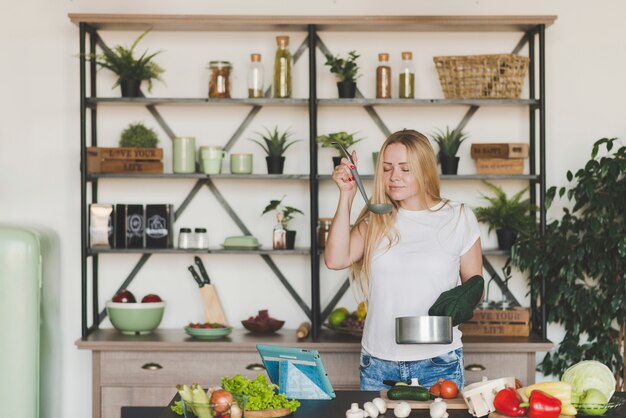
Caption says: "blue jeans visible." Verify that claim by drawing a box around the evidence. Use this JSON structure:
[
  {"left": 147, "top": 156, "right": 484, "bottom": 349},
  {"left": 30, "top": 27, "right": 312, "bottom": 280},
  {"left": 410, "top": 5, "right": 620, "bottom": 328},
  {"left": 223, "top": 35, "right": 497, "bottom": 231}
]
[{"left": 359, "top": 347, "right": 464, "bottom": 391}]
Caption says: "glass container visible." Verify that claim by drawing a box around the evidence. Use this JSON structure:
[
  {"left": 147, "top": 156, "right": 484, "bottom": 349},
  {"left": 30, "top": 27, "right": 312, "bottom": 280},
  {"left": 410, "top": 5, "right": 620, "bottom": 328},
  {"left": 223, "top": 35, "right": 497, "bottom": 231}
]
[
  {"left": 193, "top": 228, "right": 209, "bottom": 249},
  {"left": 208, "top": 61, "right": 232, "bottom": 98},
  {"left": 178, "top": 228, "right": 192, "bottom": 249},
  {"left": 399, "top": 51, "right": 415, "bottom": 99},
  {"left": 248, "top": 53, "right": 264, "bottom": 98},
  {"left": 376, "top": 53, "right": 392, "bottom": 99},
  {"left": 273, "top": 36, "right": 292, "bottom": 98}
]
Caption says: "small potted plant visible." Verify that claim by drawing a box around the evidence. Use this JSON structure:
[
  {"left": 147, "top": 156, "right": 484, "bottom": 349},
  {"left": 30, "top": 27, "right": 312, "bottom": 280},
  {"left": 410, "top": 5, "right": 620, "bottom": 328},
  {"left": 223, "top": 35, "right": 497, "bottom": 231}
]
[
  {"left": 263, "top": 196, "right": 303, "bottom": 250},
  {"left": 474, "top": 182, "right": 536, "bottom": 250},
  {"left": 119, "top": 122, "right": 159, "bottom": 148},
  {"left": 249, "top": 126, "right": 300, "bottom": 174},
  {"left": 316, "top": 131, "right": 364, "bottom": 167},
  {"left": 431, "top": 126, "right": 468, "bottom": 175},
  {"left": 83, "top": 30, "right": 165, "bottom": 97},
  {"left": 324, "top": 50, "right": 361, "bottom": 98}
]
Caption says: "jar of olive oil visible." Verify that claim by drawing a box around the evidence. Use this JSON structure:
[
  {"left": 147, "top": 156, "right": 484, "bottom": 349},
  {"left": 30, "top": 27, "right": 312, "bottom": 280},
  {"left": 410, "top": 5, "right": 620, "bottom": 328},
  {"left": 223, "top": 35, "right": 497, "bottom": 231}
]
[{"left": 398, "top": 51, "right": 415, "bottom": 99}]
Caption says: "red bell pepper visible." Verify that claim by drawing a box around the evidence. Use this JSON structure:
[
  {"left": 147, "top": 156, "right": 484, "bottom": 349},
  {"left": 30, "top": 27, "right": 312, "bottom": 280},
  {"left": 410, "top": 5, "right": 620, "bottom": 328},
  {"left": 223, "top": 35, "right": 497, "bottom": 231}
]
[
  {"left": 493, "top": 387, "right": 527, "bottom": 417},
  {"left": 525, "top": 390, "right": 562, "bottom": 418}
]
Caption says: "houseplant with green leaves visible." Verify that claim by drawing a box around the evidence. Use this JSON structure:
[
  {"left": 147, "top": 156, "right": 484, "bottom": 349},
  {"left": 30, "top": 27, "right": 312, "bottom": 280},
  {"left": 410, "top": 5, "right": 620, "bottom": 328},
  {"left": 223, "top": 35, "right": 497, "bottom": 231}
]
[
  {"left": 263, "top": 196, "right": 304, "bottom": 249},
  {"left": 316, "top": 131, "right": 364, "bottom": 167},
  {"left": 324, "top": 50, "right": 361, "bottom": 98},
  {"left": 474, "top": 182, "right": 536, "bottom": 250},
  {"left": 510, "top": 137, "right": 626, "bottom": 388},
  {"left": 431, "top": 126, "right": 469, "bottom": 175},
  {"left": 119, "top": 122, "right": 159, "bottom": 148},
  {"left": 249, "top": 126, "right": 300, "bottom": 174},
  {"left": 83, "top": 30, "right": 165, "bottom": 97}
]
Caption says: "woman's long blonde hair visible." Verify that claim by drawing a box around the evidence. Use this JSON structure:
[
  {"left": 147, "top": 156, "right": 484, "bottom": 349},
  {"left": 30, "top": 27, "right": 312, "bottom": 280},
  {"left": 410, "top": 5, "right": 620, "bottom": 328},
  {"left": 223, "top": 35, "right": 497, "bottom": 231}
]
[{"left": 349, "top": 129, "right": 443, "bottom": 300}]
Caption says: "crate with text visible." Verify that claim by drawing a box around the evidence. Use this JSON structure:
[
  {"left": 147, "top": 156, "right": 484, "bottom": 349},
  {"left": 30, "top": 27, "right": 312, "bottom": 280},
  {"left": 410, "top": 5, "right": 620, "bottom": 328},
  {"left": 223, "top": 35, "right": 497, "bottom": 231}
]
[
  {"left": 86, "top": 147, "right": 164, "bottom": 174},
  {"left": 460, "top": 307, "right": 530, "bottom": 336},
  {"left": 470, "top": 143, "right": 529, "bottom": 159}
]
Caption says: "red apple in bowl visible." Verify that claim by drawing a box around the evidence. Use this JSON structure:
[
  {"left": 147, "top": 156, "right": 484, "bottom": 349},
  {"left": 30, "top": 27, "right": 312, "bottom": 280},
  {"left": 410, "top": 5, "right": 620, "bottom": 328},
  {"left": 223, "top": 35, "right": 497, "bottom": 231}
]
[
  {"left": 112, "top": 289, "right": 136, "bottom": 303},
  {"left": 141, "top": 294, "right": 162, "bottom": 303}
]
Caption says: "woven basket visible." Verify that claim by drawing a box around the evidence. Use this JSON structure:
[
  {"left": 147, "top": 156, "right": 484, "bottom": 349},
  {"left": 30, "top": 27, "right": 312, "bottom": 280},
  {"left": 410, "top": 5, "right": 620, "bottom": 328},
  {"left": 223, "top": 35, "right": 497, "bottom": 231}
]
[{"left": 433, "top": 54, "right": 529, "bottom": 99}]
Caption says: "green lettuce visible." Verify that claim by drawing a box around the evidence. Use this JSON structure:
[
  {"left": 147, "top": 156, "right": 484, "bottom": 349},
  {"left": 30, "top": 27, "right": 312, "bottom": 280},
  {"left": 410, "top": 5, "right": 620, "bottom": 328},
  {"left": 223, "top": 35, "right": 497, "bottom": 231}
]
[
  {"left": 221, "top": 374, "right": 300, "bottom": 412},
  {"left": 561, "top": 360, "right": 616, "bottom": 402}
]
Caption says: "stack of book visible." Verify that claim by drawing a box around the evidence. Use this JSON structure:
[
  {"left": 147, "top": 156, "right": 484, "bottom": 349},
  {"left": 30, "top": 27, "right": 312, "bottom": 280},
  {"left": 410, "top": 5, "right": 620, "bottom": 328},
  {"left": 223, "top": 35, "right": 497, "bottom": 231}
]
[{"left": 470, "top": 143, "right": 528, "bottom": 174}]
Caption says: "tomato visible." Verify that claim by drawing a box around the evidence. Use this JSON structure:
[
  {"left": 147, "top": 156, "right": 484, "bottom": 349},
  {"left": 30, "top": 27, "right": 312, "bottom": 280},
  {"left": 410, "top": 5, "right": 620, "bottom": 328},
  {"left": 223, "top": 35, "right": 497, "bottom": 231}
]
[
  {"left": 439, "top": 379, "right": 459, "bottom": 399},
  {"left": 429, "top": 382, "right": 441, "bottom": 397}
]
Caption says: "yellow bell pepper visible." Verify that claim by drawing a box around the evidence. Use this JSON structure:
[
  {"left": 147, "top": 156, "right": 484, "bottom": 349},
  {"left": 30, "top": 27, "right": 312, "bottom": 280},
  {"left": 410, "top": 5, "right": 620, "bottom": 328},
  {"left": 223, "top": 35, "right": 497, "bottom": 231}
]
[
  {"left": 523, "top": 381, "right": 577, "bottom": 416},
  {"left": 356, "top": 302, "right": 367, "bottom": 320}
]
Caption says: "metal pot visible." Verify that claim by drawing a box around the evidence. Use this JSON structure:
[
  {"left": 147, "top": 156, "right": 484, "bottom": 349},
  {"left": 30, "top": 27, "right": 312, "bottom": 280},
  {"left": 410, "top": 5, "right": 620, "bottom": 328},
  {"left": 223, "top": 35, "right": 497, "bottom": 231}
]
[{"left": 395, "top": 316, "right": 453, "bottom": 344}]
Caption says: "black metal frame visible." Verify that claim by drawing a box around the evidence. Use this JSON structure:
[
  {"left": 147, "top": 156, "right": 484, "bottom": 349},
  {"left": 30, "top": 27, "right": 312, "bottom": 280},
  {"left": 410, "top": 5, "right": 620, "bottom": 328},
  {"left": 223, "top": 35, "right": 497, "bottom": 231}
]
[{"left": 78, "top": 21, "right": 548, "bottom": 340}]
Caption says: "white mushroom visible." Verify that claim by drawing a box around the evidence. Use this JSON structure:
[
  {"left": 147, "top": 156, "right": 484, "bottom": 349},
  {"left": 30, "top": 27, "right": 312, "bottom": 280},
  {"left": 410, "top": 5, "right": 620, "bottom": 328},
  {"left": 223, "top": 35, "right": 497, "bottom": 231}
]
[
  {"left": 372, "top": 397, "right": 387, "bottom": 414},
  {"left": 346, "top": 402, "right": 367, "bottom": 418},
  {"left": 363, "top": 401, "right": 379, "bottom": 418},
  {"left": 393, "top": 401, "right": 411, "bottom": 418},
  {"left": 429, "top": 397, "right": 449, "bottom": 418}
]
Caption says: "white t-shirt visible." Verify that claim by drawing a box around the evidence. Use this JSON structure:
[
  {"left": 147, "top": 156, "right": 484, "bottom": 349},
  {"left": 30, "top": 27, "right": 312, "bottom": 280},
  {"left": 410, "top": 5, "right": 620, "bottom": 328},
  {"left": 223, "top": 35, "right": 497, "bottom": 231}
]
[{"left": 361, "top": 200, "right": 481, "bottom": 361}]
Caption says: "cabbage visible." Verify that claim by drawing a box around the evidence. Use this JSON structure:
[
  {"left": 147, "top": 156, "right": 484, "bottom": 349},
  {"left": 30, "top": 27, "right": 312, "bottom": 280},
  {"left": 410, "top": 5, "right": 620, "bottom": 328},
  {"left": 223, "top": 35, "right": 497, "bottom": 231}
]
[{"left": 561, "top": 360, "right": 616, "bottom": 401}]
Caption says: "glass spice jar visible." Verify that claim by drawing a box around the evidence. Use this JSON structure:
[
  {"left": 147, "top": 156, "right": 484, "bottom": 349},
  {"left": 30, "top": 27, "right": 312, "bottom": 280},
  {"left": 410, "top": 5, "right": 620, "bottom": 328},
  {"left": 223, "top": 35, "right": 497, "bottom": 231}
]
[
  {"left": 273, "top": 36, "right": 292, "bottom": 98},
  {"left": 317, "top": 218, "right": 333, "bottom": 247},
  {"left": 399, "top": 51, "right": 415, "bottom": 99},
  {"left": 248, "top": 53, "right": 265, "bottom": 98},
  {"left": 376, "top": 53, "right": 392, "bottom": 99},
  {"left": 208, "top": 61, "right": 232, "bottom": 98}
]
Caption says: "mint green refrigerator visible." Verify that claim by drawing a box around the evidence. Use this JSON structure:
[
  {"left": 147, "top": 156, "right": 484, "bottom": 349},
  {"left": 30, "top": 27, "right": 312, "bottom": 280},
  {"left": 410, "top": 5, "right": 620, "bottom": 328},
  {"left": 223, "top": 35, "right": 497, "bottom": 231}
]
[{"left": 0, "top": 225, "right": 42, "bottom": 418}]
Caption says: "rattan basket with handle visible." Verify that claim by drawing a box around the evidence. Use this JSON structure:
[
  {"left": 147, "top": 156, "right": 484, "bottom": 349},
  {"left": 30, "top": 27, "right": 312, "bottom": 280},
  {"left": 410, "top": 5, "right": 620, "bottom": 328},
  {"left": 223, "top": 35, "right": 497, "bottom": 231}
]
[{"left": 433, "top": 54, "right": 529, "bottom": 99}]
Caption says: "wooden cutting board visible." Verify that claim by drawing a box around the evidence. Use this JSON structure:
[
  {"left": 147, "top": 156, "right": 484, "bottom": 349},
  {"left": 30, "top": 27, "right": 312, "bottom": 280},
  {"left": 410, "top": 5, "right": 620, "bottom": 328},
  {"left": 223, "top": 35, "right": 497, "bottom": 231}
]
[
  {"left": 199, "top": 284, "right": 227, "bottom": 325},
  {"left": 489, "top": 413, "right": 569, "bottom": 418},
  {"left": 379, "top": 390, "right": 468, "bottom": 409},
  {"left": 245, "top": 408, "right": 292, "bottom": 418}
]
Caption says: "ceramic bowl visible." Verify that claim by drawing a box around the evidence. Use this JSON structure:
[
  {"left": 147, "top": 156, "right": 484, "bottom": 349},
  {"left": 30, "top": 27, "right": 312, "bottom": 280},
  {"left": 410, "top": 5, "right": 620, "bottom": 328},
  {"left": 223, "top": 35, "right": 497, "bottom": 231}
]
[
  {"left": 241, "top": 318, "right": 285, "bottom": 334},
  {"left": 184, "top": 325, "right": 233, "bottom": 340},
  {"left": 106, "top": 301, "right": 165, "bottom": 335}
]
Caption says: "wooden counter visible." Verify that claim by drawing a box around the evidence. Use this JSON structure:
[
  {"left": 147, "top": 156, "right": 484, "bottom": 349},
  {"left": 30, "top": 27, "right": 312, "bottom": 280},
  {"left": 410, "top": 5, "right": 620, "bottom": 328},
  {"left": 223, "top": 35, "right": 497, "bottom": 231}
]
[{"left": 77, "top": 329, "right": 551, "bottom": 418}]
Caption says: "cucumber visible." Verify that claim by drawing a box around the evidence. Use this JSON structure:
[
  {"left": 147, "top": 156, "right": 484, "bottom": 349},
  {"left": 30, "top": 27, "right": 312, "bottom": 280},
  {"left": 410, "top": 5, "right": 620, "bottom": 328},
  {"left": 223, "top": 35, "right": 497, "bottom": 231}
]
[{"left": 387, "top": 385, "right": 432, "bottom": 401}]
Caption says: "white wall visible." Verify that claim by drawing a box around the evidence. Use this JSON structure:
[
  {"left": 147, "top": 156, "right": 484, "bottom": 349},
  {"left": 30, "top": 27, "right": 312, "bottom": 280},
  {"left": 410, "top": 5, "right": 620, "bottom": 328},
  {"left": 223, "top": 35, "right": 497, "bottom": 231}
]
[{"left": 1, "top": 1, "right": 625, "bottom": 418}]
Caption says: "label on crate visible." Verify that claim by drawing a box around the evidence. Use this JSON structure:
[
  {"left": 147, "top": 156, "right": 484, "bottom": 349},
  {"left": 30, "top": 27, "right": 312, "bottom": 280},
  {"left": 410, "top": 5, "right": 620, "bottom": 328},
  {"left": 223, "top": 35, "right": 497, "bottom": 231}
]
[
  {"left": 459, "top": 323, "right": 530, "bottom": 336},
  {"left": 469, "top": 308, "right": 530, "bottom": 323},
  {"left": 475, "top": 158, "right": 524, "bottom": 175},
  {"left": 471, "top": 143, "right": 529, "bottom": 159},
  {"left": 87, "top": 147, "right": 163, "bottom": 160}
]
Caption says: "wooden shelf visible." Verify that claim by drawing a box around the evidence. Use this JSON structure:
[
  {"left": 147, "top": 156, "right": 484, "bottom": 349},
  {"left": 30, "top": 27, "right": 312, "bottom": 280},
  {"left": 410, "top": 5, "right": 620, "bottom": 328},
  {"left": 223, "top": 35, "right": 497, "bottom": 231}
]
[{"left": 69, "top": 14, "right": 557, "bottom": 32}]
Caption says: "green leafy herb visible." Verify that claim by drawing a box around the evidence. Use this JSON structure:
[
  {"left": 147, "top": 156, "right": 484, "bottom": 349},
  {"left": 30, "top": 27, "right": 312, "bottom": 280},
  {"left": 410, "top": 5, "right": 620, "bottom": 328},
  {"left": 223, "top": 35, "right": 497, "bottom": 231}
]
[
  {"left": 170, "top": 400, "right": 184, "bottom": 415},
  {"left": 221, "top": 374, "right": 300, "bottom": 412}
]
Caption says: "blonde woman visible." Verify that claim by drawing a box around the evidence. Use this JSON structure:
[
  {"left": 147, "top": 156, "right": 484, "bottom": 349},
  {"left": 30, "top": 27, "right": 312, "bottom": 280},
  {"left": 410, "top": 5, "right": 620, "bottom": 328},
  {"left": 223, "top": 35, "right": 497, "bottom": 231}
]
[{"left": 324, "top": 129, "right": 483, "bottom": 390}]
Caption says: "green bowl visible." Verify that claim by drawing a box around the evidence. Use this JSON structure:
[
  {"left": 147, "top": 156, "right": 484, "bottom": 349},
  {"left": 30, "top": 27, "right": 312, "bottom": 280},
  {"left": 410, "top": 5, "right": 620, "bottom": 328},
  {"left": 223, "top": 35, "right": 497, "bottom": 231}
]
[{"left": 106, "top": 301, "right": 165, "bottom": 335}]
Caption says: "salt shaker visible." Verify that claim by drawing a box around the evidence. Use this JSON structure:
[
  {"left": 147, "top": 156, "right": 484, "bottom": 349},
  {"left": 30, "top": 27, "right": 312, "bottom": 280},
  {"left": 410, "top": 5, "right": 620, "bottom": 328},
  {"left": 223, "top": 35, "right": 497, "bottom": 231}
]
[
  {"left": 178, "top": 228, "right": 192, "bottom": 249},
  {"left": 193, "top": 228, "right": 209, "bottom": 249}
]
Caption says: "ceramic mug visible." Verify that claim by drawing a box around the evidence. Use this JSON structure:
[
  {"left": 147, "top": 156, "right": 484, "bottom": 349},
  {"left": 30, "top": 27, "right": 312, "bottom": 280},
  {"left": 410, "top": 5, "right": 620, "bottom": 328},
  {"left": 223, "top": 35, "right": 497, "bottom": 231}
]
[
  {"left": 202, "top": 158, "right": 223, "bottom": 174},
  {"left": 200, "top": 146, "right": 227, "bottom": 160},
  {"left": 173, "top": 136, "right": 196, "bottom": 173},
  {"left": 230, "top": 153, "right": 253, "bottom": 174}
]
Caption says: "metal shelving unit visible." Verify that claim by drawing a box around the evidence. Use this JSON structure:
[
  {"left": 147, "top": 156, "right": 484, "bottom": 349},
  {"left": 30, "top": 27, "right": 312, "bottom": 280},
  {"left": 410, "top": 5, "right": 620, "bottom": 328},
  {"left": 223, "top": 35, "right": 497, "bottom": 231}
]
[{"left": 72, "top": 14, "right": 555, "bottom": 340}]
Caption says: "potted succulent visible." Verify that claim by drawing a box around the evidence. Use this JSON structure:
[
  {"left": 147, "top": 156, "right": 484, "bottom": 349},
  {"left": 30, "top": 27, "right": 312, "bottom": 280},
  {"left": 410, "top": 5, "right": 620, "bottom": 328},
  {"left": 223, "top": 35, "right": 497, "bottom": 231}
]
[
  {"left": 249, "top": 126, "right": 300, "bottom": 174},
  {"left": 431, "top": 126, "right": 469, "bottom": 175},
  {"left": 324, "top": 50, "right": 361, "bottom": 98},
  {"left": 119, "top": 122, "right": 159, "bottom": 148},
  {"left": 263, "top": 196, "right": 303, "bottom": 250},
  {"left": 474, "top": 182, "right": 536, "bottom": 250},
  {"left": 83, "top": 30, "right": 165, "bottom": 97},
  {"left": 316, "top": 131, "right": 364, "bottom": 167}
]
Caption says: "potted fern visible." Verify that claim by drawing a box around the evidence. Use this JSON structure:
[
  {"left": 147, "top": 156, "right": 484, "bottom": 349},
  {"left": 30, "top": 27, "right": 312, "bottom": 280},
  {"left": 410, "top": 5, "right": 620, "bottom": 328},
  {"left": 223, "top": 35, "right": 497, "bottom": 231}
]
[
  {"left": 263, "top": 196, "right": 304, "bottom": 249},
  {"left": 316, "top": 131, "right": 364, "bottom": 167},
  {"left": 324, "top": 50, "right": 361, "bottom": 98},
  {"left": 249, "top": 126, "right": 300, "bottom": 174},
  {"left": 83, "top": 30, "right": 165, "bottom": 97},
  {"left": 431, "top": 126, "right": 469, "bottom": 175},
  {"left": 474, "top": 182, "right": 536, "bottom": 250}
]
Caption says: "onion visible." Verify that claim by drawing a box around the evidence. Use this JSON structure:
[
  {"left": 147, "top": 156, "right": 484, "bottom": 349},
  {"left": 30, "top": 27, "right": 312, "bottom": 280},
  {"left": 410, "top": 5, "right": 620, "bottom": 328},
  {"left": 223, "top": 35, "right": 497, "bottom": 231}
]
[{"left": 209, "top": 389, "right": 234, "bottom": 414}]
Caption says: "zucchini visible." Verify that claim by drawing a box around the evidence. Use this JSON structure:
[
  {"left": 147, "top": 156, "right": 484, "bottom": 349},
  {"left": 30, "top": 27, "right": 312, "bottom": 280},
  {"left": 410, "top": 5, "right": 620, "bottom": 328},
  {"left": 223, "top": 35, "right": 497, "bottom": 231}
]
[{"left": 387, "top": 385, "right": 432, "bottom": 401}]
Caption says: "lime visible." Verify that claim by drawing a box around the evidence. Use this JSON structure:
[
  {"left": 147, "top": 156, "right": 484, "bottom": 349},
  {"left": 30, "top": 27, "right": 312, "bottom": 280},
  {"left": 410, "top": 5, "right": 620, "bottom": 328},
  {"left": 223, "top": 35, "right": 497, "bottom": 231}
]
[{"left": 329, "top": 309, "right": 347, "bottom": 326}]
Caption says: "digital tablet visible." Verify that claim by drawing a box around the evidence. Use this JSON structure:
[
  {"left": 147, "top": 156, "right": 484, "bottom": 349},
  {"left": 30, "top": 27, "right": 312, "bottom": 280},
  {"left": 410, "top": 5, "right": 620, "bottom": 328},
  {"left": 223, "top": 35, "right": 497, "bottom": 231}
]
[{"left": 256, "top": 344, "right": 336, "bottom": 400}]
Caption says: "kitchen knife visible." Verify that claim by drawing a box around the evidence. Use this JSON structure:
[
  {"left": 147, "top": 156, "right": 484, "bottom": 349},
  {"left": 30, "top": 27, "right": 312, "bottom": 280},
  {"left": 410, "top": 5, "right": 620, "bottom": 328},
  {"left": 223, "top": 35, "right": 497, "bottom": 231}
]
[
  {"left": 187, "top": 266, "right": 205, "bottom": 287},
  {"left": 194, "top": 256, "right": 211, "bottom": 284},
  {"left": 191, "top": 259, "right": 227, "bottom": 326}
]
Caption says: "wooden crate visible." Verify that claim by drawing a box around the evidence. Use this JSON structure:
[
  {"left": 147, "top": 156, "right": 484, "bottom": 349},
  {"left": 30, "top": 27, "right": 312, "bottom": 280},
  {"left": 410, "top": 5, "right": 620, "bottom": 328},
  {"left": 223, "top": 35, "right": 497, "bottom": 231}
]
[
  {"left": 460, "top": 307, "right": 531, "bottom": 337},
  {"left": 87, "top": 147, "right": 164, "bottom": 174},
  {"left": 471, "top": 143, "right": 529, "bottom": 159},
  {"left": 475, "top": 158, "right": 524, "bottom": 174}
]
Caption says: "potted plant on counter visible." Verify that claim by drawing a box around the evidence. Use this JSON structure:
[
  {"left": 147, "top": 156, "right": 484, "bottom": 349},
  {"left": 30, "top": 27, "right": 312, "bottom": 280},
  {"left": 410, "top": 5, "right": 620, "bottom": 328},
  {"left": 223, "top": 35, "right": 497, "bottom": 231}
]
[
  {"left": 316, "top": 131, "right": 364, "bottom": 167},
  {"left": 249, "top": 126, "right": 300, "bottom": 174},
  {"left": 431, "top": 126, "right": 468, "bottom": 175},
  {"left": 119, "top": 122, "right": 159, "bottom": 148},
  {"left": 324, "top": 50, "right": 361, "bottom": 98},
  {"left": 263, "top": 196, "right": 303, "bottom": 250},
  {"left": 474, "top": 182, "right": 536, "bottom": 250},
  {"left": 83, "top": 30, "right": 165, "bottom": 97}
]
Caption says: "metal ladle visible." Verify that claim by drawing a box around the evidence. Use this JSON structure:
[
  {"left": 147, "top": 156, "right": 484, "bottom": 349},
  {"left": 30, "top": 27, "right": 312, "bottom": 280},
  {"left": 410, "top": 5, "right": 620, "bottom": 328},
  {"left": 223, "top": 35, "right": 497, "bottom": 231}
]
[{"left": 332, "top": 142, "right": 393, "bottom": 215}]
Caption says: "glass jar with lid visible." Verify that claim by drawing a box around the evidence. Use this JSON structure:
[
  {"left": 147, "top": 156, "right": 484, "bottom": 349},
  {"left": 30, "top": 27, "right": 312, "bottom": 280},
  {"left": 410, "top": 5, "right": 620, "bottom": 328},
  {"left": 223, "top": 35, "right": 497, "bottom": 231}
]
[
  {"left": 248, "top": 53, "right": 265, "bottom": 98},
  {"left": 208, "top": 61, "right": 232, "bottom": 98},
  {"left": 376, "top": 53, "right": 392, "bottom": 99},
  {"left": 398, "top": 51, "right": 415, "bottom": 99}
]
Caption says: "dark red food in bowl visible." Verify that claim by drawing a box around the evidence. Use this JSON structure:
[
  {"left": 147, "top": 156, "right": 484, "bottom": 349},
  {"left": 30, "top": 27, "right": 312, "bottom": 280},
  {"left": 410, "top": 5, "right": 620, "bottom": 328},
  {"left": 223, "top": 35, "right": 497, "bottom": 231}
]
[{"left": 241, "top": 318, "right": 285, "bottom": 334}]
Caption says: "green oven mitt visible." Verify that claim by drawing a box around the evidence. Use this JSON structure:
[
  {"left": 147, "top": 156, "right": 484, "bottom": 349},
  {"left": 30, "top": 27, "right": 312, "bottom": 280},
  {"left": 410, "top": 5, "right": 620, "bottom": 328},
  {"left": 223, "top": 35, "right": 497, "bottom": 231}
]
[{"left": 428, "top": 275, "right": 484, "bottom": 326}]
